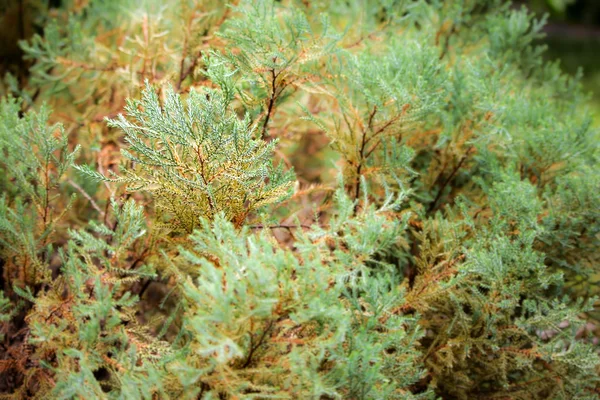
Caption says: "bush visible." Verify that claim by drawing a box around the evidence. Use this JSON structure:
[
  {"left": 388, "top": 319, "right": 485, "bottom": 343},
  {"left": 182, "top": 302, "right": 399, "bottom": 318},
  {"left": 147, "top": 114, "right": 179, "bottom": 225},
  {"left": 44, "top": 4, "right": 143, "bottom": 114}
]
[{"left": 1, "top": 1, "right": 599, "bottom": 399}]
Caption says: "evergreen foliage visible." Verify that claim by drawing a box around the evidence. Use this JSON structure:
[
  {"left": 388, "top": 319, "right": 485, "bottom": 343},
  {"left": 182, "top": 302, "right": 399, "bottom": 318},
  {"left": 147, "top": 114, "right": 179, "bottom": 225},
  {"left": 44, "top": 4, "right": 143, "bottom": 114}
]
[
  {"left": 0, "top": 96, "right": 78, "bottom": 291},
  {"left": 77, "top": 74, "right": 294, "bottom": 232},
  {"left": 1, "top": 0, "right": 599, "bottom": 399}
]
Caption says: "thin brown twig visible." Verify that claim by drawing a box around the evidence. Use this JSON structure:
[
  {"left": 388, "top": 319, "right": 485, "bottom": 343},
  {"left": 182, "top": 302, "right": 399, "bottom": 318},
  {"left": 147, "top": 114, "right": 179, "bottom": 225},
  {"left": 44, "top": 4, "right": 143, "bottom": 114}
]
[
  {"left": 428, "top": 145, "right": 473, "bottom": 213},
  {"left": 262, "top": 68, "right": 279, "bottom": 139},
  {"left": 249, "top": 224, "right": 312, "bottom": 231},
  {"left": 67, "top": 179, "right": 106, "bottom": 218},
  {"left": 241, "top": 320, "right": 274, "bottom": 368},
  {"left": 344, "top": 20, "right": 390, "bottom": 49},
  {"left": 354, "top": 106, "right": 378, "bottom": 202}
]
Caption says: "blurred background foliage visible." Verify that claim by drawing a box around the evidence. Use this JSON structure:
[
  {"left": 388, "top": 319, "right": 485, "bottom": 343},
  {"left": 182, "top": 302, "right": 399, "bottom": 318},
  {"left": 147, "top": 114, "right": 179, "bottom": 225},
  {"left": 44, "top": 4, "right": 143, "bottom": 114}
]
[
  {"left": 521, "top": 0, "right": 600, "bottom": 119},
  {"left": 3, "top": 0, "right": 600, "bottom": 108}
]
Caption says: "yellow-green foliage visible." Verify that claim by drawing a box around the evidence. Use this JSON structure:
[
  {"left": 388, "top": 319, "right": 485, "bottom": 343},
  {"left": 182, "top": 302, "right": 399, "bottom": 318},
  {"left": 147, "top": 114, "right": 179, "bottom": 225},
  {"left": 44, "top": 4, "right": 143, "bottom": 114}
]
[{"left": 77, "top": 76, "right": 294, "bottom": 233}]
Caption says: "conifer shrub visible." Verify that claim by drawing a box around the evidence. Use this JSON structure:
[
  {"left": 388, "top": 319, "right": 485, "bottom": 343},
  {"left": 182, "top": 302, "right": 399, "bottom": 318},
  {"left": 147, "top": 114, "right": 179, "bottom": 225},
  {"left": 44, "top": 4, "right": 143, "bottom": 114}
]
[{"left": 1, "top": 0, "right": 599, "bottom": 399}]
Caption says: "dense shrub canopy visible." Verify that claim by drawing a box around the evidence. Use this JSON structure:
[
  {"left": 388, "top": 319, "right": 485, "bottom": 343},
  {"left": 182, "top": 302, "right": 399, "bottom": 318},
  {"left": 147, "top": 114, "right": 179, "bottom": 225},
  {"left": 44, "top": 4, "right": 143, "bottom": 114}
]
[{"left": 0, "top": 0, "right": 599, "bottom": 399}]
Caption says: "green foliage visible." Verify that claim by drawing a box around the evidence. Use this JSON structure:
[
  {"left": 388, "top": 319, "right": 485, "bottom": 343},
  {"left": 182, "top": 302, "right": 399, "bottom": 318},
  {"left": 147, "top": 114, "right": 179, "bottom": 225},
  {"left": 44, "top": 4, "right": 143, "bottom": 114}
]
[
  {"left": 214, "top": 0, "right": 341, "bottom": 137},
  {"left": 168, "top": 189, "right": 428, "bottom": 399},
  {"left": 414, "top": 173, "right": 599, "bottom": 398},
  {"left": 313, "top": 36, "right": 445, "bottom": 200},
  {"left": 20, "top": 199, "right": 167, "bottom": 399},
  {"left": 0, "top": 291, "right": 14, "bottom": 342},
  {"left": 0, "top": 96, "right": 78, "bottom": 290},
  {"left": 77, "top": 76, "right": 294, "bottom": 232},
  {"left": 1, "top": 0, "right": 599, "bottom": 399},
  {"left": 17, "top": 0, "right": 231, "bottom": 105}
]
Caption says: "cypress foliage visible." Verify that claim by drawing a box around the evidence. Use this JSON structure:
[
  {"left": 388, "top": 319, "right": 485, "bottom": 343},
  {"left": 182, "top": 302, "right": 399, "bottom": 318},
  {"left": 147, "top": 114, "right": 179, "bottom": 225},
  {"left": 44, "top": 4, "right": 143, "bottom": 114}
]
[
  {"left": 77, "top": 74, "right": 294, "bottom": 232},
  {"left": 1, "top": 0, "right": 599, "bottom": 399}
]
